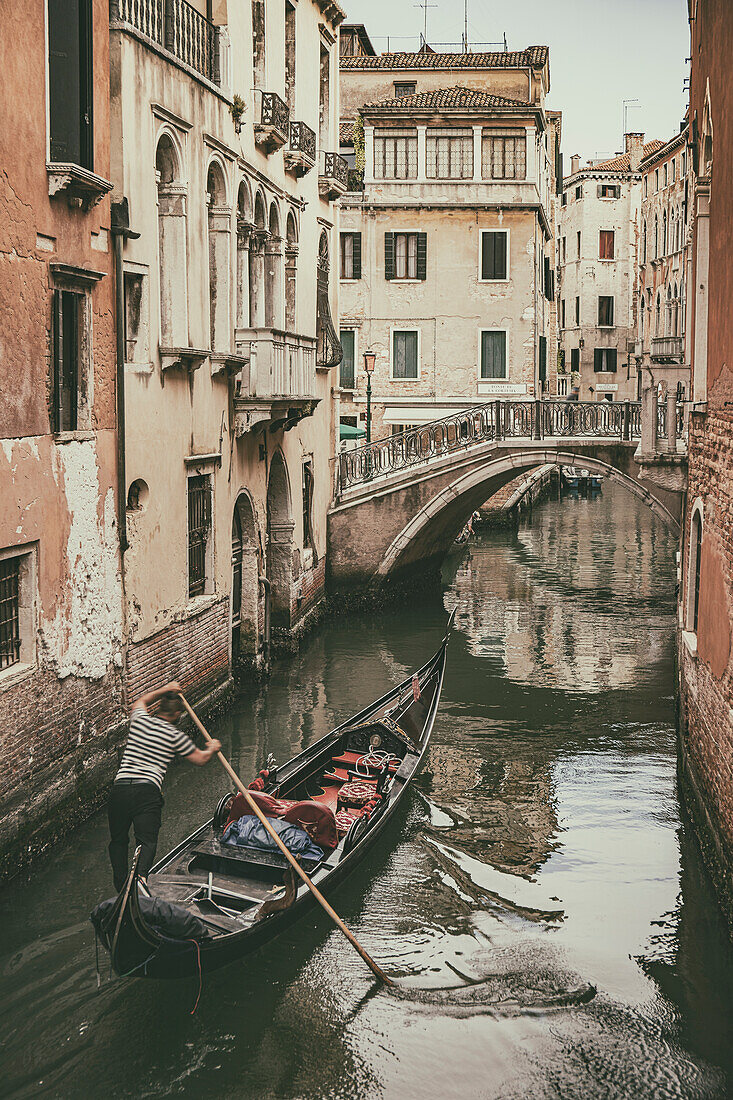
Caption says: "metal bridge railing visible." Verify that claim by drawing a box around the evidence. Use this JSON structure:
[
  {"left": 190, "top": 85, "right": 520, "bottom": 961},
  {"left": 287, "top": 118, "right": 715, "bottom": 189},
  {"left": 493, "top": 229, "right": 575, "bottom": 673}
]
[{"left": 337, "top": 399, "right": 646, "bottom": 494}]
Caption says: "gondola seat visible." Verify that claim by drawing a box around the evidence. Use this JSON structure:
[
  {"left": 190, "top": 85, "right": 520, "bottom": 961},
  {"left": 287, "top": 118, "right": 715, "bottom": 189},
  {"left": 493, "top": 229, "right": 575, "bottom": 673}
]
[{"left": 224, "top": 791, "right": 338, "bottom": 850}]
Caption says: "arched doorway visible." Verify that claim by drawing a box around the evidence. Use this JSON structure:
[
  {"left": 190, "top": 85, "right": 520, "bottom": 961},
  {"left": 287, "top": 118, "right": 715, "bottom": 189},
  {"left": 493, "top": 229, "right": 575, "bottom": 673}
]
[
  {"left": 266, "top": 451, "right": 294, "bottom": 633},
  {"left": 231, "top": 492, "right": 260, "bottom": 662}
]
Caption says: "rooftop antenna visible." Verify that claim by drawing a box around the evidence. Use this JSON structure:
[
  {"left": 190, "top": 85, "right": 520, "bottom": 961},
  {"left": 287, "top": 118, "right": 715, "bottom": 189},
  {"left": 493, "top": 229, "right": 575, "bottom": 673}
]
[
  {"left": 622, "top": 98, "right": 641, "bottom": 141},
  {"left": 414, "top": 0, "right": 437, "bottom": 46},
  {"left": 503, "top": 32, "right": 507, "bottom": 51},
  {"left": 462, "top": 0, "right": 468, "bottom": 52}
]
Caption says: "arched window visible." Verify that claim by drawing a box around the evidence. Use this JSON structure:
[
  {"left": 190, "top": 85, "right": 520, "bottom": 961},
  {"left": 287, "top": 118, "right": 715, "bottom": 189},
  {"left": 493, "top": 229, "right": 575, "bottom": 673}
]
[
  {"left": 666, "top": 285, "right": 673, "bottom": 336},
  {"left": 662, "top": 210, "right": 667, "bottom": 256},
  {"left": 686, "top": 504, "right": 703, "bottom": 634},
  {"left": 654, "top": 215, "right": 658, "bottom": 259},
  {"left": 672, "top": 282, "right": 679, "bottom": 336},
  {"left": 265, "top": 201, "right": 282, "bottom": 330},
  {"left": 206, "top": 160, "right": 230, "bottom": 352},
  {"left": 639, "top": 294, "right": 645, "bottom": 344},
  {"left": 655, "top": 292, "right": 661, "bottom": 336},
  {"left": 236, "top": 180, "right": 252, "bottom": 329},
  {"left": 316, "top": 230, "right": 342, "bottom": 368},
  {"left": 642, "top": 219, "right": 647, "bottom": 264},
  {"left": 285, "top": 211, "right": 298, "bottom": 332},
  {"left": 249, "top": 190, "right": 267, "bottom": 329},
  {"left": 155, "top": 133, "right": 187, "bottom": 346}
]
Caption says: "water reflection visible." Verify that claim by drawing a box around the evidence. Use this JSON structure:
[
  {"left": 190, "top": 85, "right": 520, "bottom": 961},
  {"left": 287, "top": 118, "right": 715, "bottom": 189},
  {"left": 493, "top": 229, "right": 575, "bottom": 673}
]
[{"left": 1, "top": 484, "right": 732, "bottom": 1098}]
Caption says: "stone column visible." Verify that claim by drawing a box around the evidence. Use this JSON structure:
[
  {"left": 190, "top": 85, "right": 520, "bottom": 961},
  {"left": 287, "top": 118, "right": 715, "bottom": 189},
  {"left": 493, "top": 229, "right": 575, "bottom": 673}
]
[
  {"left": 473, "top": 125, "right": 483, "bottom": 181},
  {"left": 525, "top": 125, "right": 537, "bottom": 184},
  {"left": 157, "top": 180, "right": 188, "bottom": 346},
  {"left": 285, "top": 244, "right": 298, "bottom": 332},
  {"left": 416, "top": 126, "right": 427, "bottom": 183},
  {"left": 236, "top": 220, "right": 252, "bottom": 329},
  {"left": 265, "top": 234, "right": 284, "bottom": 331},
  {"left": 249, "top": 230, "right": 267, "bottom": 330},
  {"left": 208, "top": 204, "right": 231, "bottom": 351}
]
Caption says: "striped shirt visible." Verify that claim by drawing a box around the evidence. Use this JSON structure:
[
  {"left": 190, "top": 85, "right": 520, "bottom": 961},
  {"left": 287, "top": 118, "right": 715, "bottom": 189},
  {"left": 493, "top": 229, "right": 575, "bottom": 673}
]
[{"left": 115, "top": 706, "right": 196, "bottom": 790}]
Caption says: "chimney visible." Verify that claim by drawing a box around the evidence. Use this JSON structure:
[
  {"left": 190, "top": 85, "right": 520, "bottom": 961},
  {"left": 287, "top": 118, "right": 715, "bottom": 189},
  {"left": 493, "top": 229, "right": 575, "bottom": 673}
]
[
  {"left": 570, "top": 154, "right": 580, "bottom": 176},
  {"left": 624, "top": 132, "right": 645, "bottom": 170}
]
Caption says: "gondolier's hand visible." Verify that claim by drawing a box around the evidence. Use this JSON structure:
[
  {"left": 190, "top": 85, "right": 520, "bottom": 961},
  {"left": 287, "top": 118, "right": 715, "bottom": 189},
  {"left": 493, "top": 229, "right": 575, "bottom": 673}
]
[{"left": 185, "top": 738, "right": 222, "bottom": 766}]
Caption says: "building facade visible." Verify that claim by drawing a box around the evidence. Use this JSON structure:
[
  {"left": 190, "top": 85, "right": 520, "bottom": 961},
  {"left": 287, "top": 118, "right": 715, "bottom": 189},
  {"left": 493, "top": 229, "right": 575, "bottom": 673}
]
[
  {"left": 0, "top": 0, "right": 126, "bottom": 874},
  {"left": 109, "top": 0, "right": 345, "bottom": 707},
  {"left": 557, "top": 136, "right": 661, "bottom": 404},
  {"left": 678, "top": 0, "right": 733, "bottom": 931},
  {"left": 636, "top": 127, "right": 691, "bottom": 402},
  {"left": 337, "top": 46, "right": 559, "bottom": 441}
]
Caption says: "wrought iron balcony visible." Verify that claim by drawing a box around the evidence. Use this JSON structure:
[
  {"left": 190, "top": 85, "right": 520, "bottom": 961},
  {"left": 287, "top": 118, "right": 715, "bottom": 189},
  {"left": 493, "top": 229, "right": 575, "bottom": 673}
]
[
  {"left": 284, "top": 121, "right": 316, "bottom": 176},
  {"left": 650, "top": 335, "right": 684, "bottom": 362},
  {"left": 254, "top": 92, "right": 289, "bottom": 152},
  {"left": 111, "top": 0, "right": 221, "bottom": 85},
  {"left": 319, "top": 151, "right": 349, "bottom": 200}
]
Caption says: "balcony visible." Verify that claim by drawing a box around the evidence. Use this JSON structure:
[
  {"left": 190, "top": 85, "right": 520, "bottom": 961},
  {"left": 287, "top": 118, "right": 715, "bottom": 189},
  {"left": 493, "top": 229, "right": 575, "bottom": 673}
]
[
  {"left": 650, "top": 335, "right": 684, "bottom": 362},
  {"left": 111, "top": 0, "right": 222, "bottom": 86},
  {"left": 232, "top": 330, "right": 318, "bottom": 435},
  {"left": 318, "top": 151, "right": 349, "bottom": 200},
  {"left": 284, "top": 121, "right": 316, "bottom": 177},
  {"left": 254, "top": 92, "right": 289, "bottom": 153}
]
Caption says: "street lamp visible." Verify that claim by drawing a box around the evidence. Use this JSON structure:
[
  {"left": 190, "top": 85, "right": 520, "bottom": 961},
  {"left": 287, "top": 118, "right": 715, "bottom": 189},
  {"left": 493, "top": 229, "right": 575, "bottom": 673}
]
[{"left": 363, "top": 351, "right": 376, "bottom": 444}]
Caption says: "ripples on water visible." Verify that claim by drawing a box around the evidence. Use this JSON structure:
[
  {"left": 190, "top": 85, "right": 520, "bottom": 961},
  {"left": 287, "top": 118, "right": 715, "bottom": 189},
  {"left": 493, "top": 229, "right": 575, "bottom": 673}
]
[{"left": 2, "top": 485, "right": 733, "bottom": 1098}]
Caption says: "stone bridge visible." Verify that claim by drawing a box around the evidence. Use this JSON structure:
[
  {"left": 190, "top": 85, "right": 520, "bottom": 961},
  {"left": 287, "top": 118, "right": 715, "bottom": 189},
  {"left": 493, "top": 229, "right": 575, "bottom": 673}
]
[{"left": 327, "top": 399, "right": 687, "bottom": 594}]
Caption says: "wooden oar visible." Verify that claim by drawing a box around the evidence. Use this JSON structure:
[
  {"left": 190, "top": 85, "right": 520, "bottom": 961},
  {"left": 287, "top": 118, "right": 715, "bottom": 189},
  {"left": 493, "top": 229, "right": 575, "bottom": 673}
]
[{"left": 177, "top": 693, "right": 393, "bottom": 986}]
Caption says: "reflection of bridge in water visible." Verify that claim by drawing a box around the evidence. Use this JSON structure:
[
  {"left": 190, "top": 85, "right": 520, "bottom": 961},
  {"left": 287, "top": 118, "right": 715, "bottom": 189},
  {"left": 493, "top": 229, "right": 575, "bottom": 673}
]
[{"left": 328, "top": 399, "right": 687, "bottom": 594}]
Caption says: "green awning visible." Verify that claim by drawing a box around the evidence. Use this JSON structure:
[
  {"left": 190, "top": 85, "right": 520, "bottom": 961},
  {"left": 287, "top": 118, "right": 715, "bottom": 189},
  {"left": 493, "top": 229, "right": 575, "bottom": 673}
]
[{"left": 339, "top": 423, "right": 366, "bottom": 440}]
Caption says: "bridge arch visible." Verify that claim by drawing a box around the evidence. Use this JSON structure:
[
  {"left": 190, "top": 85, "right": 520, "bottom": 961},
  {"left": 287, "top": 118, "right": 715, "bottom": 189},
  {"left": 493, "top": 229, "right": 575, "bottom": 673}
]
[{"left": 377, "top": 449, "right": 680, "bottom": 581}]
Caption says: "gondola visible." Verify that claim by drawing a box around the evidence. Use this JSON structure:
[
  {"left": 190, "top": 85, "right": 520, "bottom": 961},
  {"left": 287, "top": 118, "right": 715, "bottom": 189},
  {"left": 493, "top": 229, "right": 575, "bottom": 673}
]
[{"left": 91, "top": 612, "right": 454, "bottom": 981}]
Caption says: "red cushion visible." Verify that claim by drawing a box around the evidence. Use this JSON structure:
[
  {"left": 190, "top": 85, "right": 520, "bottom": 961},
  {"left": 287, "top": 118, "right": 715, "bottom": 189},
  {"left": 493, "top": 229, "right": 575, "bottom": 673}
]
[{"left": 223, "top": 790, "right": 338, "bottom": 849}]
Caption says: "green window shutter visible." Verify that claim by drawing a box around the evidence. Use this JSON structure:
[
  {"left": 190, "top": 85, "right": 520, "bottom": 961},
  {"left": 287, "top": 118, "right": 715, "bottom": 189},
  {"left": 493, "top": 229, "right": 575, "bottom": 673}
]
[
  {"left": 571, "top": 347, "right": 579, "bottom": 372},
  {"left": 594, "top": 348, "right": 603, "bottom": 372},
  {"left": 393, "top": 331, "right": 418, "bottom": 379},
  {"left": 339, "top": 330, "right": 355, "bottom": 388},
  {"left": 607, "top": 348, "right": 617, "bottom": 373},
  {"left": 416, "top": 233, "right": 427, "bottom": 280},
  {"left": 482, "top": 232, "right": 507, "bottom": 280},
  {"left": 384, "top": 232, "right": 395, "bottom": 280},
  {"left": 51, "top": 289, "right": 61, "bottom": 432},
  {"left": 539, "top": 335, "right": 547, "bottom": 383},
  {"left": 352, "top": 233, "right": 362, "bottom": 280},
  {"left": 481, "top": 331, "right": 506, "bottom": 379}
]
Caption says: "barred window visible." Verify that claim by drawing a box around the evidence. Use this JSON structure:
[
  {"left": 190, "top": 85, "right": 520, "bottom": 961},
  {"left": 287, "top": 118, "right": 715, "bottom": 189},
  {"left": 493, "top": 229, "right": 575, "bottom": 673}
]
[
  {"left": 0, "top": 558, "right": 21, "bottom": 672},
  {"left": 188, "top": 475, "right": 212, "bottom": 598},
  {"left": 481, "top": 129, "right": 526, "bottom": 180},
  {"left": 426, "top": 127, "right": 473, "bottom": 179},
  {"left": 374, "top": 128, "right": 418, "bottom": 179}
]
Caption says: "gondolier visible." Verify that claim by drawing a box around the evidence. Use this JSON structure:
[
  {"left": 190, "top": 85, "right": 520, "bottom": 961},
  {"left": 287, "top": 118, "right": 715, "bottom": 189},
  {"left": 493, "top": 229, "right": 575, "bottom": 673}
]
[{"left": 108, "top": 680, "right": 221, "bottom": 890}]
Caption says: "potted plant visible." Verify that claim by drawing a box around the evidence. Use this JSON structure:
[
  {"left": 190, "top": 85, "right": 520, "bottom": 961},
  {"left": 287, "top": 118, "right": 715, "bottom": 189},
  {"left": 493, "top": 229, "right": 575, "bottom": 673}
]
[{"left": 230, "top": 94, "right": 246, "bottom": 134}]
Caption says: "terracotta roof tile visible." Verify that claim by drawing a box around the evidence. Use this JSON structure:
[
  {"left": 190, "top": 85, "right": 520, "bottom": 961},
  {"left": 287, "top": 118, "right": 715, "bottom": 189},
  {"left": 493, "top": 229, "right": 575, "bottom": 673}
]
[
  {"left": 361, "top": 85, "right": 529, "bottom": 113},
  {"left": 576, "top": 140, "right": 665, "bottom": 175},
  {"left": 340, "top": 46, "right": 548, "bottom": 71},
  {"left": 340, "top": 121, "right": 356, "bottom": 144}
]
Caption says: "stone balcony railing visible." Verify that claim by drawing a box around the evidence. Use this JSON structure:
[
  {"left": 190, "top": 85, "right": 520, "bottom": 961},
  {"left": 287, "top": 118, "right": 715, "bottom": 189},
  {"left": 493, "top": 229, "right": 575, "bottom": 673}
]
[
  {"left": 254, "top": 91, "right": 289, "bottom": 152},
  {"left": 232, "top": 329, "right": 318, "bottom": 435},
  {"left": 111, "top": 0, "right": 223, "bottom": 85},
  {"left": 650, "top": 335, "right": 684, "bottom": 362}
]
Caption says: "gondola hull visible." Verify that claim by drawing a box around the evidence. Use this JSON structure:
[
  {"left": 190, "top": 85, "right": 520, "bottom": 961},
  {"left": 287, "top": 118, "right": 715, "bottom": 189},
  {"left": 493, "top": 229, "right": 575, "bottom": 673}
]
[{"left": 92, "top": 618, "right": 453, "bottom": 980}]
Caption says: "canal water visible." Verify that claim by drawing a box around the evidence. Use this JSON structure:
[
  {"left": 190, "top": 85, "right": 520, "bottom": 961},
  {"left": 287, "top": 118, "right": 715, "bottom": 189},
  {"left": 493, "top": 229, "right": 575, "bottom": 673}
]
[{"left": 3, "top": 483, "right": 733, "bottom": 1098}]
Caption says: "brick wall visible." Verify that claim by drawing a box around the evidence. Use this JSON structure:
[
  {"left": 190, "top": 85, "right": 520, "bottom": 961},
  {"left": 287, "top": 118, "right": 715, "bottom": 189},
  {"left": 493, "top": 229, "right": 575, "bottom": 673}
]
[
  {"left": 291, "top": 557, "right": 326, "bottom": 623},
  {"left": 679, "top": 410, "right": 733, "bottom": 923},
  {"left": 126, "top": 598, "right": 231, "bottom": 703}
]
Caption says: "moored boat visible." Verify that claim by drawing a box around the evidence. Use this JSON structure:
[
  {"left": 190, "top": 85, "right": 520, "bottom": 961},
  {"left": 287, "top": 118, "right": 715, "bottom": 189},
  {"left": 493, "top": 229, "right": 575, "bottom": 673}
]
[{"left": 91, "top": 614, "right": 454, "bottom": 980}]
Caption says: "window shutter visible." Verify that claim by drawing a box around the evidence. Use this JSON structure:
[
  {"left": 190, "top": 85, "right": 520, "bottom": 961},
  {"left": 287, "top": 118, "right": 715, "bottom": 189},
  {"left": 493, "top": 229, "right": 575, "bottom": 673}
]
[
  {"left": 51, "top": 290, "right": 61, "bottom": 432},
  {"left": 571, "top": 347, "right": 579, "bottom": 372},
  {"left": 594, "top": 348, "right": 603, "bottom": 372},
  {"left": 407, "top": 331, "right": 418, "bottom": 377},
  {"left": 607, "top": 349, "right": 617, "bottom": 373},
  {"left": 496, "top": 232, "right": 507, "bottom": 279},
  {"left": 352, "top": 233, "right": 362, "bottom": 280},
  {"left": 384, "top": 232, "right": 395, "bottom": 280},
  {"left": 49, "top": 0, "right": 82, "bottom": 164},
  {"left": 416, "top": 233, "right": 427, "bottom": 280},
  {"left": 481, "top": 232, "right": 493, "bottom": 280},
  {"left": 539, "top": 336, "right": 547, "bottom": 384}
]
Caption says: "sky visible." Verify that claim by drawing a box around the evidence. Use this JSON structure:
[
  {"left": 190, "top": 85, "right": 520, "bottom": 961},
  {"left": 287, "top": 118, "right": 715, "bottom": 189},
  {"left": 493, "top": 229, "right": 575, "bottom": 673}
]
[{"left": 341, "top": 0, "right": 690, "bottom": 164}]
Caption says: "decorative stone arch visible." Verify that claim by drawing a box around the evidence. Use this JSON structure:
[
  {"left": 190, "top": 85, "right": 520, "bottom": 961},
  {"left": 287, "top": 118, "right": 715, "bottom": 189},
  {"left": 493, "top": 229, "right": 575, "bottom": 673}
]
[
  {"left": 249, "top": 189, "right": 268, "bottom": 328},
  {"left": 685, "top": 497, "right": 704, "bottom": 636},
  {"left": 266, "top": 449, "right": 294, "bottom": 630},
  {"left": 236, "top": 177, "right": 253, "bottom": 328},
  {"left": 206, "top": 158, "right": 231, "bottom": 352},
  {"left": 231, "top": 490, "right": 261, "bottom": 661},
  {"left": 265, "top": 200, "right": 283, "bottom": 329},
  {"left": 285, "top": 209, "right": 298, "bottom": 332},
  {"left": 376, "top": 450, "right": 680, "bottom": 581},
  {"left": 155, "top": 130, "right": 188, "bottom": 346},
  {"left": 701, "top": 81, "right": 714, "bottom": 178}
]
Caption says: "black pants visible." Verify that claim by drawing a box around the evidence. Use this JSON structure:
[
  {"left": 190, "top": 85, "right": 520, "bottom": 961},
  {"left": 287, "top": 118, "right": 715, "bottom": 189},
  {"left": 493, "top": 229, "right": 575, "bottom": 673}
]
[{"left": 108, "top": 781, "right": 164, "bottom": 892}]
